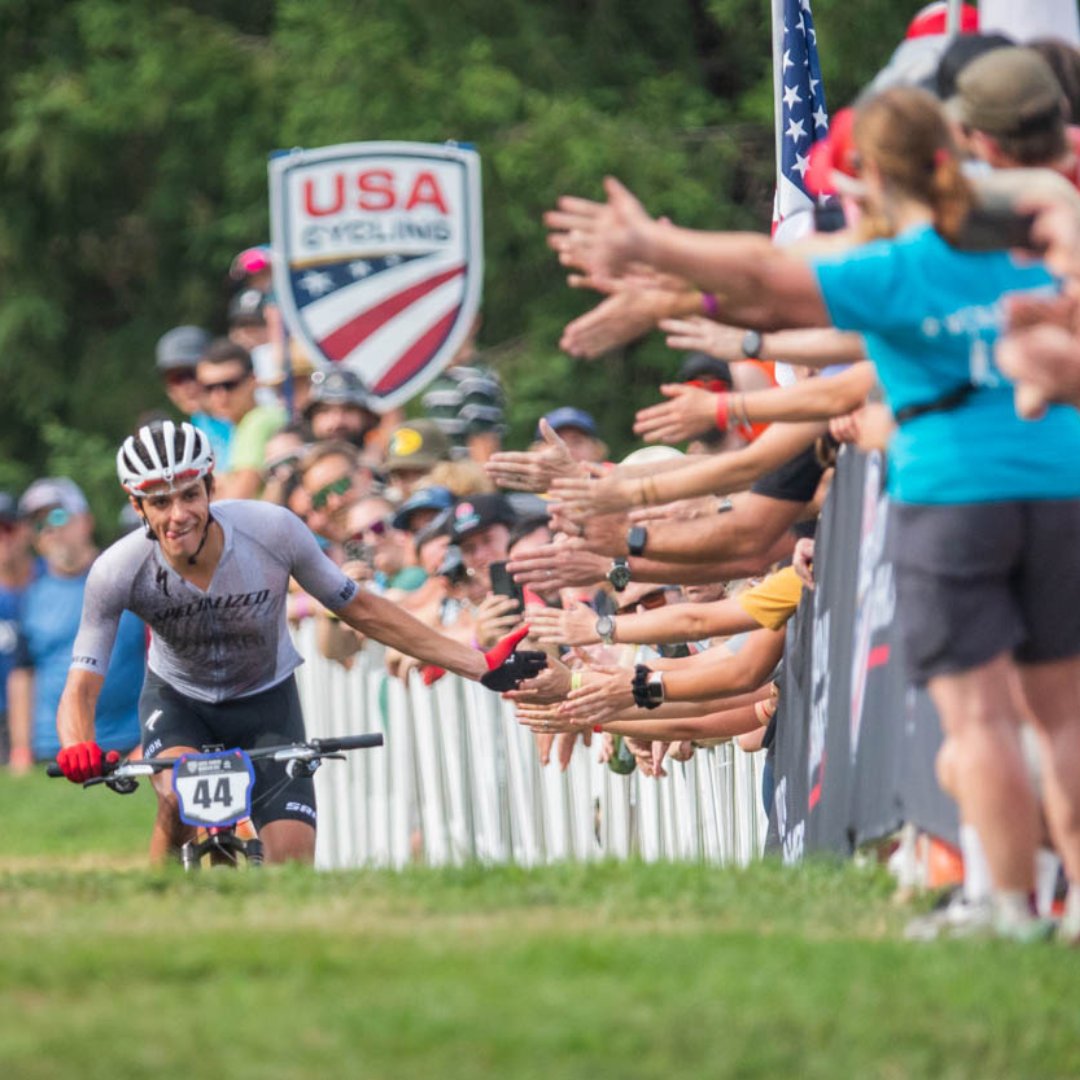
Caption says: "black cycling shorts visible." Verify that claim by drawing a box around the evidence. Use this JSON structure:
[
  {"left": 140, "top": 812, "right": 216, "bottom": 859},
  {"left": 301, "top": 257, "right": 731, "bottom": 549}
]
[{"left": 138, "top": 670, "right": 316, "bottom": 831}]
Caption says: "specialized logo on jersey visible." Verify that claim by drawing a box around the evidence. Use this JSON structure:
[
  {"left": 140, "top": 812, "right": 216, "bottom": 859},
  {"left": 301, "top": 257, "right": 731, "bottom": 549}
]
[{"left": 269, "top": 141, "right": 483, "bottom": 411}]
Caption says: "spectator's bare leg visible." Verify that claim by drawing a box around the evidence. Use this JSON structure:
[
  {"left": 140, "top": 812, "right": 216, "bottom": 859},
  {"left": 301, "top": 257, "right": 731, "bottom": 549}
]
[
  {"left": 1015, "top": 656, "right": 1080, "bottom": 883},
  {"left": 927, "top": 654, "right": 1038, "bottom": 893}
]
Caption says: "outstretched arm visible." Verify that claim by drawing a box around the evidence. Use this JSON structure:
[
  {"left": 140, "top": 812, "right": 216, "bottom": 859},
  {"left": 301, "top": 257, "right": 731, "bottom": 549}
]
[
  {"left": 339, "top": 589, "right": 487, "bottom": 681},
  {"left": 555, "top": 178, "right": 831, "bottom": 330},
  {"left": 550, "top": 420, "right": 824, "bottom": 518},
  {"left": 528, "top": 596, "right": 760, "bottom": 648},
  {"left": 634, "top": 363, "right": 876, "bottom": 445}
]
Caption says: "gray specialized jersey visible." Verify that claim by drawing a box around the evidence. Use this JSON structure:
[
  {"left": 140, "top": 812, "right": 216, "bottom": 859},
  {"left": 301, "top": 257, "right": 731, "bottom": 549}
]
[{"left": 71, "top": 501, "right": 357, "bottom": 702}]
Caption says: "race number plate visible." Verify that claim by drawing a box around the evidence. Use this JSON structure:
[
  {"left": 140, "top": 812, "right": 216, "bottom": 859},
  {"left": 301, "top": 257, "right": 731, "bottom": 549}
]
[{"left": 172, "top": 750, "right": 255, "bottom": 828}]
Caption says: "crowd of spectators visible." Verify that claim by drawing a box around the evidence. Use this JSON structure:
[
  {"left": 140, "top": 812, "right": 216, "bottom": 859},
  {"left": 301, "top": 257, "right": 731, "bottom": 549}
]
[{"left": 6, "top": 5, "right": 1080, "bottom": 943}]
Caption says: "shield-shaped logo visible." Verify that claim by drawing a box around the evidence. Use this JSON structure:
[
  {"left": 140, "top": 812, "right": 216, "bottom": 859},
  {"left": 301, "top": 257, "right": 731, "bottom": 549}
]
[{"left": 269, "top": 141, "right": 483, "bottom": 412}]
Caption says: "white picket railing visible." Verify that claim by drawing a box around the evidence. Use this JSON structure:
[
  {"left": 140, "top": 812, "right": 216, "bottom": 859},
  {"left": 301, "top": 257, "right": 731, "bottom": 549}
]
[{"left": 292, "top": 623, "right": 768, "bottom": 869}]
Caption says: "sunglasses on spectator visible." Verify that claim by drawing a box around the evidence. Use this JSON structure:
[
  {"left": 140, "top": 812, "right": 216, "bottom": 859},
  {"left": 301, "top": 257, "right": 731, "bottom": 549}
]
[
  {"left": 355, "top": 518, "right": 391, "bottom": 540},
  {"left": 200, "top": 376, "right": 248, "bottom": 394},
  {"left": 615, "top": 588, "right": 672, "bottom": 616},
  {"left": 262, "top": 450, "right": 306, "bottom": 483},
  {"left": 32, "top": 507, "right": 71, "bottom": 534},
  {"left": 310, "top": 474, "right": 353, "bottom": 510},
  {"left": 164, "top": 369, "right": 198, "bottom": 387}
]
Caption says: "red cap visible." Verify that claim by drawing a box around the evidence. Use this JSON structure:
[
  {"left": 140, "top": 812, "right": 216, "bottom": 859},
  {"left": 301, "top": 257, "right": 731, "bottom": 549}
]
[
  {"left": 805, "top": 107, "right": 858, "bottom": 198},
  {"left": 906, "top": 2, "right": 978, "bottom": 39}
]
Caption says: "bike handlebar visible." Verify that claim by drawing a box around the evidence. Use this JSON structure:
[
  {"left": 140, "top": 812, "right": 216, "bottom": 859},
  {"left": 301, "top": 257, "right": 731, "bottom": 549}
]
[
  {"left": 45, "top": 732, "right": 385, "bottom": 780},
  {"left": 310, "top": 733, "right": 384, "bottom": 753}
]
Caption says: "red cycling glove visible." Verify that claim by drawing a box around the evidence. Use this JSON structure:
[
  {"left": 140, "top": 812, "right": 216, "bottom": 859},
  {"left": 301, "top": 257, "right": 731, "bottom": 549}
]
[
  {"left": 480, "top": 626, "right": 548, "bottom": 692},
  {"left": 56, "top": 742, "right": 119, "bottom": 783}
]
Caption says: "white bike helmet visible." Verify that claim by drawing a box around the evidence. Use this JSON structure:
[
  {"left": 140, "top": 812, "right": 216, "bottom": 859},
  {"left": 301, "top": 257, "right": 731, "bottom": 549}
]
[{"left": 117, "top": 420, "right": 215, "bottom": 496}]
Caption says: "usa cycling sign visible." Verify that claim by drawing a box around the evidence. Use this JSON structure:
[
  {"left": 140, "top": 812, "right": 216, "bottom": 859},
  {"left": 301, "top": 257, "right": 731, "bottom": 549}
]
[{"left": 269, "top": 141, "right": 483, "bottom": 412}]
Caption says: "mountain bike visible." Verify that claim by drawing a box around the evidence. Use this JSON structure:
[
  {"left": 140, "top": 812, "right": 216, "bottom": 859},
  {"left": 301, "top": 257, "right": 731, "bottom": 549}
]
[{"left": 47, "top": 733, "right": 383, "bottom": 868}]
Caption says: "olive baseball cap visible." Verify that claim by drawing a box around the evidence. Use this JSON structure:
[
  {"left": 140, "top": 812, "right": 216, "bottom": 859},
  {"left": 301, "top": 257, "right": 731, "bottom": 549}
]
[
  {"left": 951, "top": 47, "right": 1063, "bottom": 135},
  {"left": 385, "top": 420, "right": 452, "bottom": 472}
]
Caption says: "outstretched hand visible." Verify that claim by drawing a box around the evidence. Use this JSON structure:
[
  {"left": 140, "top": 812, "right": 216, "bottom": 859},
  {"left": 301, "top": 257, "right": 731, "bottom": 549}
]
[
  {"left": 634, "top": 383, "right": 720, "bottom": 444},
  {"left": 544, "top": 178, "right": 656, "bottom": 284},
  {"left": 485, "top": 418, "right": 583, "bottom": 492},
  {"left": 480, "top": 625, "right": 548, "bottom": 692},
  {"left": 526, "top": 600, "right": 600, "bottom": 647},
  {"left": 550, "top": 466, "right": 637, "bottom": 523},
  {"left": 660, "top": 316, "right": 746, "bottom": 358}
]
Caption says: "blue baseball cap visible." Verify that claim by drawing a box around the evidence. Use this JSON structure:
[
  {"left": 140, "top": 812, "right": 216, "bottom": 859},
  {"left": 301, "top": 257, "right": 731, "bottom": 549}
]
[
  {"left": 538, "top": 406, "right": 599, "bottom": 439},
  {"left": 391, "top": 486, "right": 455, "bottom": 532}
]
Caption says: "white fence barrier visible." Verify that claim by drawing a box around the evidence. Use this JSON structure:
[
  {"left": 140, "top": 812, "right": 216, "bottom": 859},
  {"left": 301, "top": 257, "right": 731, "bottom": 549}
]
[{"left": 292, "top": 623, "right": 768, "bottom": 869}]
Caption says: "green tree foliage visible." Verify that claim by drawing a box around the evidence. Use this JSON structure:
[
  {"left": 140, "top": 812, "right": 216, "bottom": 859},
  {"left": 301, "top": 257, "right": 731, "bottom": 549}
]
[{"left": 0, "top": 0, "right": 915, "bottom": 530}]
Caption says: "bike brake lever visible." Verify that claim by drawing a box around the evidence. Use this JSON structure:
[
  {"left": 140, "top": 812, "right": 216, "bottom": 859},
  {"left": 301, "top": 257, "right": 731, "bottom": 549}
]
[{"left": 105, "top": 776, "right": 140, "bottom": 795}]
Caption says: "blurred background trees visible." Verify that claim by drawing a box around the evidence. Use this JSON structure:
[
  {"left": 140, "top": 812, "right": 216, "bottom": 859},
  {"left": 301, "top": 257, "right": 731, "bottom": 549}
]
[{"left": 0, "top": 0, "right": 910, "bottom": 523}]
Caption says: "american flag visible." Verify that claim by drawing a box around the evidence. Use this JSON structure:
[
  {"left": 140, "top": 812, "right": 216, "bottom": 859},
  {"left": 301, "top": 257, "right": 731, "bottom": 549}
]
[{"left": 772, "top": 0, "right": 829, "bottom": 240}]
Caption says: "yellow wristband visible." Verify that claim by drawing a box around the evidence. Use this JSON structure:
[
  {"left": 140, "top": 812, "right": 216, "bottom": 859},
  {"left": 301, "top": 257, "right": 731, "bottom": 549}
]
[{"left": 570, "top": 672, "right": 583, "bottom": 692}]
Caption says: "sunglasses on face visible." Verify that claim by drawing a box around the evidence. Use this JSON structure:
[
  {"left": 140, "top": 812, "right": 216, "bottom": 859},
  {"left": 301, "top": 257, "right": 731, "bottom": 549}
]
[
  {"left": 165, "top": 369, "right": 198, "bottom": 388},
  {"left": 262, "top": 450, "right": 306, "bottom": 483},
  {"left": 32, "top": 506, "right": 71, "bottom": 534},
  {"left": 310, "top": 474, "right": 353, "bottom": 511},
  {"left": 200, "top": 376, "right": 248, "bottom": 394},
  {"left": 358, "top": 518, "right": 390, "bottom": 540}
]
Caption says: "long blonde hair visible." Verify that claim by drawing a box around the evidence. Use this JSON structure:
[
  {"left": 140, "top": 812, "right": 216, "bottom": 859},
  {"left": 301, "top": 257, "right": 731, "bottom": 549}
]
[{"left": 853, "top": 86, "right": 975, "bottom": 244}]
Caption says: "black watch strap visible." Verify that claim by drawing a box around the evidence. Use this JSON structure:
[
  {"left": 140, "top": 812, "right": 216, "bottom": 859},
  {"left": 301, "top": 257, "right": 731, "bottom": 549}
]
[
  {"left": 631, "top": 664, "right": 660, "bottom": 710},
  {"left": 627, "top": 525, "right": 648, "bottom": 558}
]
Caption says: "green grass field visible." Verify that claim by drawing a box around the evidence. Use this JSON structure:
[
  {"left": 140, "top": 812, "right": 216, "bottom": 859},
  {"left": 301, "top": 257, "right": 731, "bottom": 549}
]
[{"left": 2, "top": 772, "right": 1079, "bottom": 1079}]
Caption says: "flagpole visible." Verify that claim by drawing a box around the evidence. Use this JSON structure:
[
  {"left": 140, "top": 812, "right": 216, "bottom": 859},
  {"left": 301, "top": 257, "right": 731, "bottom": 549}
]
[
  {"left": 772, "top": 0, "right": 785, "bottom": 213},
  {"left": 946, "top": 0, "right": 963, "bottom": 35}
]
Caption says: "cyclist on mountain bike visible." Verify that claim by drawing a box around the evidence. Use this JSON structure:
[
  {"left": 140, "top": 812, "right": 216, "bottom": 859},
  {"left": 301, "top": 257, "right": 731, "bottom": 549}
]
[{"left": 53, "top": 420, "right": 544, "bottom": 864}]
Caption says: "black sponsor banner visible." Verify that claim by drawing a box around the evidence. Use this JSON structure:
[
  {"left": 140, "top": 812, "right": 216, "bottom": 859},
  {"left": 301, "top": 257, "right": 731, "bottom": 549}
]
[
  {"left": 767, "top": 590, "right": 813, "bottom": 861},
  {"left": 767, "top": 448, "right": 958, "bottom": 858}
]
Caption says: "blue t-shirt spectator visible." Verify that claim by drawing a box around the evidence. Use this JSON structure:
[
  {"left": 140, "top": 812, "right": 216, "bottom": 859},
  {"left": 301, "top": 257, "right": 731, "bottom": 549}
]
[
  {"left": 192, "top": 411, "right": 233, "bottom": 473},
  {"left": 15, "top": 568, "right": 144, "bottom": 759},
  {"left": 813, "top": 224, "right": 1080, "bottom": 505},
  {"left": 0, "top": 557, "right": 42, "bottom": 719}
]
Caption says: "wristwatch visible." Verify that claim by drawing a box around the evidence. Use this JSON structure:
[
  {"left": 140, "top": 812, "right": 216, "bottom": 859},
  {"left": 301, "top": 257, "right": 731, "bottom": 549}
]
[
  {"left": 646, "top": 671, "right": 666, "bottom": 706},
  {"left": 626, "top": 525, "right": 648, "bottom": 558},
  {"left": 741, "top": 329, "right": 763, "bottom": 359},
  {"left": 631, "top": 664, "right": 661, "bottom": 709},
  {"left": 595, "top": 613, "right": 617, "bottom": 645},
  {"left": 606, "top": 557, "right": 631, "bottom": 592}
]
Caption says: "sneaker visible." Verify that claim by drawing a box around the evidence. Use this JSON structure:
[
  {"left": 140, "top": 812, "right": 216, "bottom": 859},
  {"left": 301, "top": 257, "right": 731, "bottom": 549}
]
[
  {"left": 904, "top": 896, "right": 994, "bottom": 941},
  {"left": 1057, "top": 888, "right": 1080, "bottom": 945},
  {"left": 993, "top": 914, "right": 1056, "bottom": 944},
  {"left": 993, "top": 892, "right": 1057, "bottom": 944}
]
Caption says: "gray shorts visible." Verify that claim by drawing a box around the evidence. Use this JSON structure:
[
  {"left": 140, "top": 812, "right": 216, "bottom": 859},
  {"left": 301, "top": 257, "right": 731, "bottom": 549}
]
[{"left": 888, "top": 499, "right": 1080, "bottom": 685}]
